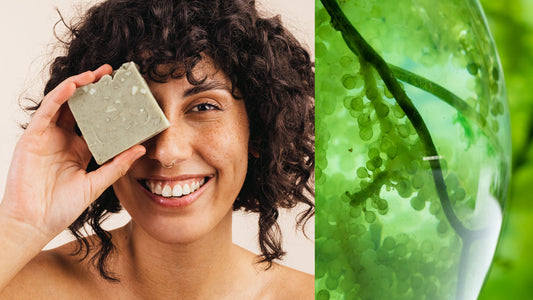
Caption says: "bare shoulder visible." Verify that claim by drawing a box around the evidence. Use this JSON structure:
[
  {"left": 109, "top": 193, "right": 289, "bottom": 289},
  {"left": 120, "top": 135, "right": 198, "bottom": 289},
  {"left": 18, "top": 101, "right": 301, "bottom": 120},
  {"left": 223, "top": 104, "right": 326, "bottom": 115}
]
[
  {"left": 233, "top": 245, "right": 314, "bottom": 299},
  {"left": 267, "top": 263, "right": 315, "bottom": 299},
  {"left": 0, "top": 240, "right": 93, "bottom": 299}
]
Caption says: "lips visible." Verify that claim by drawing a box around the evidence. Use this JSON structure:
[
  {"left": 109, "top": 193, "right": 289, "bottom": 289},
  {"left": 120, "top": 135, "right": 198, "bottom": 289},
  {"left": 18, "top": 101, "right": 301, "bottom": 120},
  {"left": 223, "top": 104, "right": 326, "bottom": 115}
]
[
  {"left": 139, "top": 177, "right": 209, "bottom": 198},
  {"left": 137, "top": 175, "right": 212, "bottom": 208}
]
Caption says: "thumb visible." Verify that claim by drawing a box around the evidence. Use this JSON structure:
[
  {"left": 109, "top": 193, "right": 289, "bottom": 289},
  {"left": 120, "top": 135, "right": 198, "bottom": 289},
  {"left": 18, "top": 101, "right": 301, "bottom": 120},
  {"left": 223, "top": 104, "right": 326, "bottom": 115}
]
[{"left": 85, "top": 145, "right": 146, "bottom": 201}]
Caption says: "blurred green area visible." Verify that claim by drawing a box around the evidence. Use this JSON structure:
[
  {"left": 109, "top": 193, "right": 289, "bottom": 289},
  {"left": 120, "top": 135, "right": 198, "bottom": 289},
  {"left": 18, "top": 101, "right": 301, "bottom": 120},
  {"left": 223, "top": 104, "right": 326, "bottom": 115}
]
[{"left": 478, "top": 0, "right": 533, "bottom": 299}]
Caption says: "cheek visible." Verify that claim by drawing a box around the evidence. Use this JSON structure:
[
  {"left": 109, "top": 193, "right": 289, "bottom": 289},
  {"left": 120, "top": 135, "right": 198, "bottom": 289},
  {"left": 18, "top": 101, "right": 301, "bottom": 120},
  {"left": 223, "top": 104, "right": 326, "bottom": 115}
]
[{"left": 199, "top": 116, "right": 249, "bottom": 176}]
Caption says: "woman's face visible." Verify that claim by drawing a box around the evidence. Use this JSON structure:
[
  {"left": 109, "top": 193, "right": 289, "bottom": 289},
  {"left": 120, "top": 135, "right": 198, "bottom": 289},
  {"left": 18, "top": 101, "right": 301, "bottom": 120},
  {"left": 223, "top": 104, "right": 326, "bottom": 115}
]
[{"left": 113, "top": 60, "right": 250, "bottom": 243}]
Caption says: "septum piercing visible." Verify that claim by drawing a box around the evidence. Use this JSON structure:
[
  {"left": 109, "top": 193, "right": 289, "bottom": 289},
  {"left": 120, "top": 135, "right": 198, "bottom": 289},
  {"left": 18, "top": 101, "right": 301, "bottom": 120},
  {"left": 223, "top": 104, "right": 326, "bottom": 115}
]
[{"left": 161, "top": 162, "right": 175, "bottom": 169}]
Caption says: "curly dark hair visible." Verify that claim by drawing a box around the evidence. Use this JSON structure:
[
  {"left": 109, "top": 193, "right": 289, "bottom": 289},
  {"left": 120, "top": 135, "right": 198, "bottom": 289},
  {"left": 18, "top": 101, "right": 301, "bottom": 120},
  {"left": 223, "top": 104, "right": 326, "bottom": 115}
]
[{"left": 30, "top": 0, "right": 314, "bottom": 280}]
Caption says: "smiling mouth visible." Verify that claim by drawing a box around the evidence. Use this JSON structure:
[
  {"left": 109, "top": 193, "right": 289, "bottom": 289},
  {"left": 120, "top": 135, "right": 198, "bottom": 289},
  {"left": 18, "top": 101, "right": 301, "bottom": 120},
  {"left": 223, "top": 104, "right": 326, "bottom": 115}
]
[{"left": 139, "top": 177, "right": 210, "bottom": 198}]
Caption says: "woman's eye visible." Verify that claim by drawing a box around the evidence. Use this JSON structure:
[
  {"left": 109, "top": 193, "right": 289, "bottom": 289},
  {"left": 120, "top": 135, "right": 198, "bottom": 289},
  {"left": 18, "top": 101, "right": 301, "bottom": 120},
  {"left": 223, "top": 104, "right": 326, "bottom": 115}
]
[{"left": 190, "top": 103, "right": 220, "bottom": 112}]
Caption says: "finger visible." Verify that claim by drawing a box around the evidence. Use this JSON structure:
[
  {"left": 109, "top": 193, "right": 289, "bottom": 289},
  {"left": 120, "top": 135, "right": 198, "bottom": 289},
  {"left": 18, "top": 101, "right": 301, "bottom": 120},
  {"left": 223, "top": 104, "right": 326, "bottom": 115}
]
[
  {"left": 85, "top": 145, "right": 146, "bottom": 200},
  {"left": 93, "top": 64, "right": 113, "bottom": 81},
  {"left": 27, "top": 71, "right": 96, "bottom": 135}
]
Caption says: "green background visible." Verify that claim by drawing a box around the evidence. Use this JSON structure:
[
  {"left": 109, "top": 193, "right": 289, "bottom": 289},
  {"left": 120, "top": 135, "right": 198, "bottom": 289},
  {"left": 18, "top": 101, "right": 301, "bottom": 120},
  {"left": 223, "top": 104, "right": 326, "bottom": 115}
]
[{"left": 476, "top": 0, "right": 533, "bottom": 298}]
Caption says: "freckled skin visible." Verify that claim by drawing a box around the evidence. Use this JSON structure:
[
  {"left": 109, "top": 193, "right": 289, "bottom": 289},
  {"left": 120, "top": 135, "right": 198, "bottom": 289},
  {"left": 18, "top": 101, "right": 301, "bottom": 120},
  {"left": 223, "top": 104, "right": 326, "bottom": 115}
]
[{"left": 113, "top": 60, "right": 250, "bottom": 244}]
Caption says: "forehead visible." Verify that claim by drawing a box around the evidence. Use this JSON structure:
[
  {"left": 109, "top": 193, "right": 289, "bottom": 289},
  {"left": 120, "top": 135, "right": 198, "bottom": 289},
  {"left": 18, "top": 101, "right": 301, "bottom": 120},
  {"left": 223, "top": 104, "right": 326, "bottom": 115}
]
[
  {"left": 144, "top": 57, "right": 242, "bottom": 100},
  {"left": 149, "top": 57, "right": 230, "bottom": 85},
  {"left": 145, "top": 58, "right": 240, "bottom": 101}
]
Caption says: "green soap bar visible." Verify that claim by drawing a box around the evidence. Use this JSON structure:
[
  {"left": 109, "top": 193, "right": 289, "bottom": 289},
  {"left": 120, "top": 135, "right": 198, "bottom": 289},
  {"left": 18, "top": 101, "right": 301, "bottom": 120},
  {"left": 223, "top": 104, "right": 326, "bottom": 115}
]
[{"left": 68, "top": 62, "right": 170, "bottom": 165}]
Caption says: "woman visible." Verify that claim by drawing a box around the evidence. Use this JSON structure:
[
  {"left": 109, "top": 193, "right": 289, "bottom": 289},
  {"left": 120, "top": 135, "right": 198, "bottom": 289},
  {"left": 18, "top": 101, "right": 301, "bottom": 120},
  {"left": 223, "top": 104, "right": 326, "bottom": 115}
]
[{"left": 0, "top": 0, "right": 314, "bottom": 298}]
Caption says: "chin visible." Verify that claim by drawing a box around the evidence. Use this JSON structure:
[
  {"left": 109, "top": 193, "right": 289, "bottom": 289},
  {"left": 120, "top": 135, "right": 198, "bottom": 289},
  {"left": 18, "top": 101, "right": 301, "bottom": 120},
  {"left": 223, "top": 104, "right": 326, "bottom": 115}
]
[
  {"left": 125, "top": 204, "right": 234, "bottom": 246},
  {"left": 139, "top": 217, "right": 214, "bottom": 244}
]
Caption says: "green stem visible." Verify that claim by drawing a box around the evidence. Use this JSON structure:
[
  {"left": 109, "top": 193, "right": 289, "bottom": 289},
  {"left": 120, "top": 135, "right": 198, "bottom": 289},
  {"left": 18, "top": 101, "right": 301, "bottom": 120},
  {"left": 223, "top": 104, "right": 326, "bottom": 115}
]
[
  {"left": 320, "top": 1, "right": 486, "bottom": 298},
  {"left": 389, "top": 64, "right": 502, "bottom": 154},
  {"left": 321, "top": 0, "right": 471, "bottom": 239}
]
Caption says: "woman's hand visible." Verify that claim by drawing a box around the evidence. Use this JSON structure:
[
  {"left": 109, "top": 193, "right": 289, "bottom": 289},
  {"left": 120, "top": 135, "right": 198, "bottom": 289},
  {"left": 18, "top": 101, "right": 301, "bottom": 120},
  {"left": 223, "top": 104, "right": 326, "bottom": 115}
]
[{"left": 0, "top": 64, "right": 145, "bottom": 241}]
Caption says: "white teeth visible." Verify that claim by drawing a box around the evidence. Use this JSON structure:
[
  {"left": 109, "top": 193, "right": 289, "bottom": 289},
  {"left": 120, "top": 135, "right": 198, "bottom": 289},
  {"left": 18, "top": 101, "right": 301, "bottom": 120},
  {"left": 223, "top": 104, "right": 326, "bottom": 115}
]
[
  {"left": 154, "top": 183, "right": 162, "bottom": 195},
  {"left": 145, "top": 178, "right": 207, "bottom": 197},
  {"left": 162, "top": 185, "right": 172, "bottom": 197},
  {"left": 182, "top": 184, "right": 191, "bottom": 195},
  {"left": 172, "top": 184, "right": 183, "bottom": 197}
]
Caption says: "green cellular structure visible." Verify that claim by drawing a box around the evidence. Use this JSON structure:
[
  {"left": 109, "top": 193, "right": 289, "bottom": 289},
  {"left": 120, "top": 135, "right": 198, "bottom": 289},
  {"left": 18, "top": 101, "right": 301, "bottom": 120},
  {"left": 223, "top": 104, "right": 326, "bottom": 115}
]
[{"left": 315, "top": 0, "right": 511, "bottom": 299}]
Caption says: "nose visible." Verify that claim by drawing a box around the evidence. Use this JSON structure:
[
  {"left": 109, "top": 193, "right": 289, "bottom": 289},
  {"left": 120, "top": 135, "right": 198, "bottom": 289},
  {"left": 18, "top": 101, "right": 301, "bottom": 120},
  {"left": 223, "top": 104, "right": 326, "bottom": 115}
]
[{"left": 145, "top": 119, "right": 193, "bottom": 168}]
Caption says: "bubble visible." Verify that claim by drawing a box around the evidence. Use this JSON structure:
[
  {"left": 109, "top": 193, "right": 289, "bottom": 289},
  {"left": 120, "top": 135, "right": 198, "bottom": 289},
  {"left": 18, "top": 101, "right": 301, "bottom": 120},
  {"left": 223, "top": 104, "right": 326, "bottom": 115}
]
[
  {"left": 342, "top": 74, "right": 358, "bottom": 90},
  {"left": 317, "top": 24, "right": 335, "bottom": 39},
  {"left": 406, "top": 160, "right": 418, "bottom": 174},
  {"left": 429, "top": 201, "right": 441, "bottom": 215},
  {"left": 466, "top": 62, "right": 478, "bottom": 75},
  {"left": 377, "top": 198, "right": 388, "bottom": 210},
  {"left": 351, "top": 96, "right": 364, "bottom": 111},
  {"left": 412, "top": 173, "right": 425, "bottom": 189},
  {"left": 366, "top": 156, "right": 383, "bottom": 170},
  {"left": 378, "top": 206, "right": 389, "bottom": 216},
  {"left": 326, "top": 276, "right": 339, "bottom": 290},
  {"left": 410, "top": 196, "right": 425, "bottom": 211},
  {"left": 445, "top": 173, "right": 460, "bottom": 189},
  {"left": 393, "top": 104, "right": 406, "bottom": 118},
  {"left": 368, "top": 147, "right": 380, "bottom": 159},
  {"left": 366, "top": 87, "right": 379, "bottom": 101},
  {"left": 382, "top": 236, "right": 396, "bottom": 250},
  {"left": 396, "top": 180, "right": 412, "bottom": 198},
  {"left": 329, "top": 259, "right": 344, "bottom": 279},
  {"left": 365, "top": 211, "right": 377, "bottom": 223},
  {"left": 381, "top": 137, "right": 398, "bottom": 159},
  {"left": 357, "top": 167, "right": 369, "bottom": 178},
  {"left": 492, "top": 66, "right": 499, "bottom": 81},
  {"left": 316, "top": 289, "right": 331, "bottom": 300},
  {"left": 343, "top": 96, "right": 353, "bottom": 110},
  {"left": 359, "top": 127, "right": 374, "bottom": 141},
  {"left": 316, "top": 42, "right": 328, "bottom": 58},
  {"left": 437, "top": 220, "right": 449, "bottom": 234},
  {"left": 340, "top": 55, "right": 355, "bottom": 68},
  {"left": 358, "top": 113, "right": 372, "bottom": 127},
  {"left": 375, "top": 102, "right": 390, "bottom": 118},
  {"left": 397, "top": 124, "right": 411, "bottom": 138},
  {"left": 381, "top": 119, "right": 393, "bottom": 133}
]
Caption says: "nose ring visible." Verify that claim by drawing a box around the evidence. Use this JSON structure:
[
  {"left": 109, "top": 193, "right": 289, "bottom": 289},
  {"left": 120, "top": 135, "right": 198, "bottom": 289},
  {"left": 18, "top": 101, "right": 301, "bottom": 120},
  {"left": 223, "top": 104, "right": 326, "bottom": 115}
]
[{"left": 161, "top": 162, "right": 175, "bottom": 169}]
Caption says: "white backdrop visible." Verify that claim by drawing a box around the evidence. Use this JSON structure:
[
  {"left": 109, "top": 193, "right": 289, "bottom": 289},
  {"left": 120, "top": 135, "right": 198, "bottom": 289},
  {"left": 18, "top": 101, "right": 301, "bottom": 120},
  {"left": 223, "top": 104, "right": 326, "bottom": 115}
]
[{"left": 0, "top": 0, "right": 314, "bottom": 274}]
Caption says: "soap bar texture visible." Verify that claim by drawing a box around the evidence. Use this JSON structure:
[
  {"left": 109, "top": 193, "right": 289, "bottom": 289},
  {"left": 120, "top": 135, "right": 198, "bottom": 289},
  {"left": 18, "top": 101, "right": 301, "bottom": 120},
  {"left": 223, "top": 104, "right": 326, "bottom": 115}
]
[{"left": 68, "top": 62, "right": 170, "bottom": 165}]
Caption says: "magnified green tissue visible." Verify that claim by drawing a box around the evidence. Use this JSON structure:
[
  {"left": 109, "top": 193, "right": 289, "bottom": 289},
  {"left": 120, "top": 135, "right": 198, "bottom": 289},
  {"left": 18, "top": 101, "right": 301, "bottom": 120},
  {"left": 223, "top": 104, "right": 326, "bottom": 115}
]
[{"left": 315, "top": 0, "right": 511, "bottom": 299}]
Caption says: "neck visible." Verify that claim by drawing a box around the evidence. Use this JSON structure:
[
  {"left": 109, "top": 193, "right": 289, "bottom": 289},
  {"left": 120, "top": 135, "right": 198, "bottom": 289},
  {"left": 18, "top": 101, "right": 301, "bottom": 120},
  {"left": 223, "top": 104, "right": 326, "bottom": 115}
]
[{"left": 116, "top": 210, "right": 244, "bottom": 298}]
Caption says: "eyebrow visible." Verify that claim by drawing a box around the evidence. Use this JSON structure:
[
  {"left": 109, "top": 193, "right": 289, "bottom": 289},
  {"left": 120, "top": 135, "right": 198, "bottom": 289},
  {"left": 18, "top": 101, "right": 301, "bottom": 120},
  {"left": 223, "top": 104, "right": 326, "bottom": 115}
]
[{"left": 183, "top": 80, "right": 232, "bottom": 98}]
